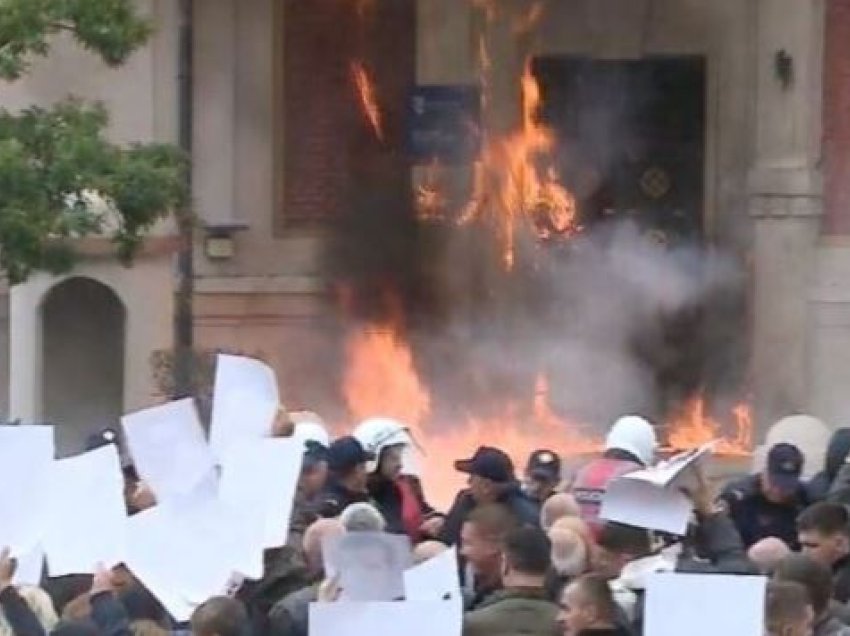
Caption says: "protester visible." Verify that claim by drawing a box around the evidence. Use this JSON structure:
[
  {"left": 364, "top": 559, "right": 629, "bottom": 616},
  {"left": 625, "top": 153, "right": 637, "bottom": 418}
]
[
  {"left": 557, "top": 574, "right": 631, "bottom": 636},
  {"left": 460, "top": 504, "right": 519, "bottom": 610},
  {"left": 190, "top": 597, "right": 249, "bottom": 636},
  {"left": 353, "top": 419, "right": 443, "bottom": 541},
  {"left": 0, "top": 548, "right": 58, "bottom": 636},
  {"left": 462, "top": 527, "right": 560, "bottom": 636},
  {"left": 412, "top": 540, "right": 448, "bottom": 565},
  {"left": 572, "top": 416, "right": 657, "bottom": 537},
  {"left": 546, "top": 521, "right": 591, "bottom": 601},
  {"left": 339, "top": 502, "right": 387, "bottom": 533},
  {"left": 267, "top": 519, "right": 345, "bottom": 636},
  {"left": 808, "top": 429, "right": 850, "bottom": 502},
  {"left": 524, "top": 450, "right": 563, "bottom": 504},
  {"left": 290, "top": 440, "right": 330, "bottom": 540},
  {"left": 774, "top": 554, "right": 850, "bottom": 636},
  {"left": 765, "top": 580, "right": 815, "bottom": 636},
  {"left": 541, "top": 493, "right": 581, "bottom": 532},
  {"left": 748, "top": 537, "right": 792, "bottom": 575},
  {"left": 596, "top": 468, "right": 754, "bottom": 633},
  {"left": 440, "top": 447, "right": 540, "bottom": 546},
  {"left": 317, "top": 436, "right": 374, "bottom": 518},
  {"left": 797, "top": 502, "right": 850, "bottom": 603},
  {"left": 721, "top": 442, "right": 809, "bottom": 549}
]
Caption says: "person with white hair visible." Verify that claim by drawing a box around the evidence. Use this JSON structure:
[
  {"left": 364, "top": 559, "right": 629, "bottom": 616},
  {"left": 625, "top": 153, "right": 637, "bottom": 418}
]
[
  {"left": 353, "top": 418, "right": 443, "bottom": 541},
  {"left": 340, "top": 502, "right": 387, "bottom": 533},
  {"left": 570, "top": 416, "right": 658, "bottom": 537}
]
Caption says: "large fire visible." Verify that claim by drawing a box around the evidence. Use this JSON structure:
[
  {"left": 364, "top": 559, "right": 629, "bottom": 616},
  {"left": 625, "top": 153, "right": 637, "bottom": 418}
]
[
  {"left": 460, "top": 61, "right": 580, "bottom": 269},
  {"left": 340, "top": 0, "right": 752, "bottom": 509},
  {"left": 342, "top": 320, "right": 752, "bottom": 508}
]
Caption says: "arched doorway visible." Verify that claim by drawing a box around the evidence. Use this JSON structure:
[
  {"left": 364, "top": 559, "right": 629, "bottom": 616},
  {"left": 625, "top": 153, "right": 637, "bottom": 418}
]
[{"left": 42, "top": 277, "right": 125, "bottom": 455}]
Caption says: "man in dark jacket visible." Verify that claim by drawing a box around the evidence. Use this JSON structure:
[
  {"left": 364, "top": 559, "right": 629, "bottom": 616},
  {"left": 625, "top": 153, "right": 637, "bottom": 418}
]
[
  {"left": 809, "top": 429, "right": 850, "bottom": 502},
  {"left": 774, "top": 554, "right": 850, "bottom": 636},
  {"left": 317, "top": 436, "right": 374, "bottom": 518},
  {"left": 797, "top": 502, "right": 850, "bottom": 604},
  {"left": 721, "top": 442, "right": 809, "bottom": 549},
  {"left": 440, "top": 446, "right": 540, "bottom": 546},
  {"left": 598, "top": 468, "right": 755, "bottom": 635},
  {"left": 463, "top": 526, "right": 560, "bottom": 636}
]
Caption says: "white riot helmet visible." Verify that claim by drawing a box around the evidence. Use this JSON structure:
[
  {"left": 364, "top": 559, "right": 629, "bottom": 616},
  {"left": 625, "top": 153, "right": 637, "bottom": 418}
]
[{"left": 352, "top": 417, "right": 420, "bottom": 476}]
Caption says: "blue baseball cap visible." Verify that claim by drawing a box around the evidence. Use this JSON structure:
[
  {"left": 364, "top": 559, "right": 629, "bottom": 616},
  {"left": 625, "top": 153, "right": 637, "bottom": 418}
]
[
  {"left": 767, "top": 443, "right": 804, "bottom": 493},
  {"left": 454, "top": 446, "right": 515, "bottom": 484},
  {"left": 327, "top": 436, "right": 374, "bottom": 473}
]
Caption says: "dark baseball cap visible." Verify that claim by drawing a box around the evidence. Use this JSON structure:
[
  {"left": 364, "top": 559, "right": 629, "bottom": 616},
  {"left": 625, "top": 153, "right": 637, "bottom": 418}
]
[
  {"left": 766, "top": 442, "right": 804, "bottom": 492},
  {"left": 327, "top": 436, "right": 374, "bottom": 473},
  {"left": 526, "top": 449, "right": 561, "bottom": 482},
  {"left": 303, "top": 439, "right": 329, "bottom": 470},
  {"left": 454, "top": 446, "right": 515, "bottom": 484}
]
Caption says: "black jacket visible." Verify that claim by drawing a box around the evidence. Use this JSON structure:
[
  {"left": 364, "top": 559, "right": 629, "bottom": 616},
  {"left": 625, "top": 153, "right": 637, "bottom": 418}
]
[
  {"left": 439, "top": 483, "right": 540, "bottom": 546},
  {"left": 825, "top": 463, "right": 850, "bottom": 603},
  {"left": 368, "top": 474, "right": 438, "bottom": 538},
  {"left": 720, "top": 474, "right": 809, "bottom": 549},
  {"left": 809, "top": 429, "right": 850, "bottom": 502},
  {"left": 317, "top": 480, "right": 372, "bottom": 518},
  {"left": 613, "top": 512, "right": 756, "bottom": 636},
  {"left": 0, "top": 586, "right": 46, "bottom": 636}
]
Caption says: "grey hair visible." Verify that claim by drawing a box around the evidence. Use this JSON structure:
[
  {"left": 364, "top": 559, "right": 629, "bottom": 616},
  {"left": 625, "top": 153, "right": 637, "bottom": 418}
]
[{"left": 340, "top": 502, "right": 387, "bottom": 533}]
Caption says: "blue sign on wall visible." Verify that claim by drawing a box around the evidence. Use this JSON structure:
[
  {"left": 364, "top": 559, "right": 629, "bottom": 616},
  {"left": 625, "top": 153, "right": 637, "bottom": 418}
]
[{"left": 408, "top": 85, "right": 481, "bottom": 164}]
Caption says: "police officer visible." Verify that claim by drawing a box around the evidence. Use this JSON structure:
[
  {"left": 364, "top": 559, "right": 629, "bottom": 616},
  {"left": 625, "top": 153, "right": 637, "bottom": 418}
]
[
  {"left": 721, "top": 442, "right": 810, "bottom": 550},
  {"left": 317, "top": 435, "right": 375, "bottom": 518}
]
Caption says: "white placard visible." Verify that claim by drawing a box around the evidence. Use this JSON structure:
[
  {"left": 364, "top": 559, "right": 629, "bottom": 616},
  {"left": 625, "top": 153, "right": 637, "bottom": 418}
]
[
  {"left": 404, "top": 547, "right": 460, "bottom": 602},
  {"left": 0, "top": 425, "right": 55, "bottom": 555},
  {"left": 323, "top": 532, "right": 412, "bottom": 602},
  {"left": 644, "top": 573, "right": 766, "bottom": 636},
  {"left": 123, "top": 494, "right": 253, "bottom": 623},
  {"left": 219, "top": 437, "right": 303, "bottom": 549},
  {"left": 600, "top": 478, "right": 693, "bottom": 535},
  {"left": 210, "top": 354, "right": 280, "bottom": 458},
  {"left": 43, "top": 445, "right": 127, "bottom": 576},
  {"left": 121, "top": 399, "right": 216, "bottom": 502}
]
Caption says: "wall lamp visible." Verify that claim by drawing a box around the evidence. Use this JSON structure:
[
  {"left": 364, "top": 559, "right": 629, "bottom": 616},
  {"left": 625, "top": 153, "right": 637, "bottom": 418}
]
[{"left": 203, "top": 223, "right": 248, "bottom": 260}]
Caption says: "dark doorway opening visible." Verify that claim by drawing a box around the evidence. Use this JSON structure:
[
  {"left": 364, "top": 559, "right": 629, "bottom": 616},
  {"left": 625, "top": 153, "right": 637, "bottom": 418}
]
[
  {"left": 42, "top": 277, "right": 125, "bottom": 455},
  {"left": 533, "top": 56, "right": 707, "bottom": 244}
]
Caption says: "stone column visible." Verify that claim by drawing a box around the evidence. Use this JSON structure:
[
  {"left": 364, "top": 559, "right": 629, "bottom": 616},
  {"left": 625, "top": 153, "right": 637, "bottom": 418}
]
[
  {"left": 193, "top": 0, "right": 236, "bottom": 226},
  {"left": 807, "top": 0, "right": 850, "bottom": 425},
  {"left": 749, "top": 0, "right": 824, "bottom": 427}
]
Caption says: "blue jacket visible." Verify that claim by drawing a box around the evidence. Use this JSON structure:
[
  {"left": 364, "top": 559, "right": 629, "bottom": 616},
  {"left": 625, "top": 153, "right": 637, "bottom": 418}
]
[
  {"left": 720, "top": 474, "right": 809, "bottom": 550},
  {"left": 438, "top": 483, "right": 540, "bottom": 546}
]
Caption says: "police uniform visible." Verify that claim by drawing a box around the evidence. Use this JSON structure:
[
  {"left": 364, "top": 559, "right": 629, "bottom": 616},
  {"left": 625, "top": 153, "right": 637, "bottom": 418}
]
[{"left": 720, "top": 443, "right": 809, "bottom": 550}]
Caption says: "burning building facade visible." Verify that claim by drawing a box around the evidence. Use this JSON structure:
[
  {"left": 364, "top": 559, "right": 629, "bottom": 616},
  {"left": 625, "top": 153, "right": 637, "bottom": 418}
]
[{"left": 1, "top": 1, "right": 849, "bottom": 482}]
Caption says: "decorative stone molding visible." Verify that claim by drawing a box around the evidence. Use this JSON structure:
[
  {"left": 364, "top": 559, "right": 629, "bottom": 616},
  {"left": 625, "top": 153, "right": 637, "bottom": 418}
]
[{"left": 749, "top": 193, "right": 823, "bottom": 219}]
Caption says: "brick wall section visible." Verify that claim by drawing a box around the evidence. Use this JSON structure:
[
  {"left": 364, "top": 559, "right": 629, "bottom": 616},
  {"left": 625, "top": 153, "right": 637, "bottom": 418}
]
[
  {"left": 280, "top": 0, "right": 415, "bottom": 229},
  {"left": 823, "top": 0, "right": 850, "bottom": 235}
]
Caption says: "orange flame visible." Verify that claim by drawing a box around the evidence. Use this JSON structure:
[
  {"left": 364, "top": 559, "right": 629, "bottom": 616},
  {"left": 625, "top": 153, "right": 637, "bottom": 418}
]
[
  {"left": 342, "top": 320, "right": 753, "bottom": 508},
  {"left": 462, "top": 60, "right": 580, "bottom": 269},
  {"left": 666, "top": 397, "right": 753, "bottom": 456},
  {"left": 350, "top": 60, "right": 384, "bottom": 142},
  {"left": 415, "top": 160, "right": 448, "bottom": 221}
]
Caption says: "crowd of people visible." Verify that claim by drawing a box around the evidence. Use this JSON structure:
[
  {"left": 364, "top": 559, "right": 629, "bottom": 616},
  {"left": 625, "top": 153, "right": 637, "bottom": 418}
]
[{"left": 5, "top": 412, "right": 850, "bottom": 636}]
